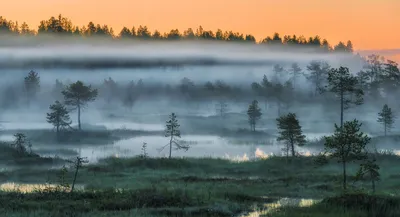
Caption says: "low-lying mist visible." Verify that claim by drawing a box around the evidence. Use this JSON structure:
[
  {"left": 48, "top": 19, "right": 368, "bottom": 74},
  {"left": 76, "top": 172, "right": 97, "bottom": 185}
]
[{"left": 0, "top": 38, "right": 399, "bottom": 167}]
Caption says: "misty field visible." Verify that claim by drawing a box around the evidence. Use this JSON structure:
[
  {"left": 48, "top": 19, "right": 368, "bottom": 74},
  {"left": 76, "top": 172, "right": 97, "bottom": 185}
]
[
  {"left": 1, "top": 154, "right": 400, "bottom": 217},
  {"left": 0, "top": 27, "right": 399, "bottom": 217}
]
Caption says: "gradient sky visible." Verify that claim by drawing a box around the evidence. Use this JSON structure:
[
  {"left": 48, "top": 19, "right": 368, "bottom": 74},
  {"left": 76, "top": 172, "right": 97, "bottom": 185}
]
[{"left": 2, "top": 0, "right": 399, "bottom": 54}]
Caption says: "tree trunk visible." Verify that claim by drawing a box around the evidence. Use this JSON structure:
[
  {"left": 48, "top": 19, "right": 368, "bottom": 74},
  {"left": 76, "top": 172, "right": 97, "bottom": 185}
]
[
  {"left": 56, "top": 124, "right": 60, "bottom": 141},
  {"left": 342, "top": 160, "right": 347, "bottom": 191},
  {"left": 169, "top": 126, "right": 173, "bottom": 159},
  {"left": 291, "top": 141, "right": 295, "bottom": 157},
  {"left": 78, "top": 104, "right": 81, "bottom": 131},
  {"left": 71, "top": 164, "right": 79, "bottom": 193},
  {"left": 372, "top": 179, "right": 376, "bottom": 193},
  {"left": 384, "top": 123, "right": 387, "bottom": 137},
  {"left": 340, "top": 88, "right": 344, "bottom": 128},
  {"left": 286, "top": 143, "right": 289, "bottom": 163}
]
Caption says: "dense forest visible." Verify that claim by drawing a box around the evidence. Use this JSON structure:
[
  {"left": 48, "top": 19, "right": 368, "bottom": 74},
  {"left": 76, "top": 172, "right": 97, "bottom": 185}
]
[{"left": 0, "top": 14, "right": 354, "bottom": 52}]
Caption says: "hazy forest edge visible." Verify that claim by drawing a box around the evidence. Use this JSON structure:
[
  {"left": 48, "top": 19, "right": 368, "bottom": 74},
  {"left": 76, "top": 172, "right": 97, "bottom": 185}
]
[{"left": 0, "top": 14, "right": 355, "bottom": 52}]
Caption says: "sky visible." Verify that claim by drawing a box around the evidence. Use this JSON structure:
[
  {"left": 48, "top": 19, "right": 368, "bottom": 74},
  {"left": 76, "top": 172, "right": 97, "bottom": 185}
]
[{"left": 1, "top": 0, "right": 399, "bottom": 61}]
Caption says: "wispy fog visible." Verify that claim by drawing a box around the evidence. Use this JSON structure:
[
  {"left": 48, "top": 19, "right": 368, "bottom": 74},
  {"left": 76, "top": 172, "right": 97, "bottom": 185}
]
[{"left": 0, "top": 38, "right": 398, "bottom": 168}]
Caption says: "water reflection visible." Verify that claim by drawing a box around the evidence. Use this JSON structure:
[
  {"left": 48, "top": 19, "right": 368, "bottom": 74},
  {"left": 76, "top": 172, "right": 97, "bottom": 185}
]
[
  {"left": 0, "top": 182, "right": 84, "bottom": 193},
  {"left": 72, "top": 135, "right": 322, "bottom": 163},
  {"left": 242, "top": 198, "right": 320, "bottom": 217}
]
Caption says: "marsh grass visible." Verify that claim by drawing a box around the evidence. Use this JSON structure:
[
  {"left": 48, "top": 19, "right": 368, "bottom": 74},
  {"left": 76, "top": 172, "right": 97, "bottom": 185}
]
[
  {"left": 263, "top": 193, "right": 400, "bottom": 217},
  {"left": 0, "top": 143, "right": 64, "bottom": 167},
  {"left": 2, "top": 154, "right": 400, "bottom": 216}
]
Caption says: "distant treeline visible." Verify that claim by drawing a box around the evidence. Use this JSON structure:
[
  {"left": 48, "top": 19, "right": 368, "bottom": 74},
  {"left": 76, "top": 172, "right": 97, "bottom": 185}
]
[{"left": 0, "top": 14, "right": 353, "bottom": 52}]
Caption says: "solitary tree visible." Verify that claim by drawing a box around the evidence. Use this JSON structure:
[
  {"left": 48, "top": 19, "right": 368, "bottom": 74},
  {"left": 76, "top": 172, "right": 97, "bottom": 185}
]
[
  {"left": 24, "top": 70, "right": 40, "bottom": 106},
  {"left": 46, "top": 101, "right": 72, "bottom": 140},
  {"left": 289, "top": 62, "right": 302, "bottom": 91},
  {"left": 62, "top": 81, "right": 98, "bottom": 130},
  {"left": 69, "top": 156, "right": 88, "bottom": 193},
  {"left": 377, "top": 104, "right": 395, "bottom": 136},
  {"left": 324, "top": 119, "right": 370, "bottom": 191},
  {"left": 247, "top": 100, "right": 262, "bottom": 132},
  {"left": 356, "top": 156, "right": 380, "bottom": 193},
  {"left": 12, "top": 133, "right": 28, "bottom": 155},
  {"left": 141, "top": 142, "right": 148, "bottom": 159},
  {"left": 325, "top": 66, "right": 364, "bottom": 127},
  {"left": 276, "top": 113, "right": 306, "bottom": 159},
  {"left": 162, "top": 113, "right": 189, "bottom": 158}
]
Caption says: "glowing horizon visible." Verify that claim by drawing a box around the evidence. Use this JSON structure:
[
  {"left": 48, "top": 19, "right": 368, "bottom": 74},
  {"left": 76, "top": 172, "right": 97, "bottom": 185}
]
[{"left": 2, "top": 0, "right": 399, "bottom": 61}]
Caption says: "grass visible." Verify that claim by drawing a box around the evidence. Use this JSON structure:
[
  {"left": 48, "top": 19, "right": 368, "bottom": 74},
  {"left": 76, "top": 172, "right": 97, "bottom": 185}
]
[
  {"left": 2, "top": 154, "right": 400, "bottom": 216},
  {"left": 0, "top": 143, "right": 64, "bottom": 168},
  {"left": 263, "top": 193, "right": 400, "bottom": 217}
]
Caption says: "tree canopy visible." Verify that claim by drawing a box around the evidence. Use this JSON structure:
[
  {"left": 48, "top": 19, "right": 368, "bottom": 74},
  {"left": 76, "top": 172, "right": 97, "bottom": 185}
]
[{"left": 0, "top": 15, "right": 355, "bottom": 53}]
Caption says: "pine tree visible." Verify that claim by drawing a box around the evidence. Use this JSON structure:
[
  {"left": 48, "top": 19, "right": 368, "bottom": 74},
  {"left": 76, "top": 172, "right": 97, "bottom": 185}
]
[
  {"left": 69, "top": 156, "right": 88, "bottom": 193},
  {"left": 62, "top": 81, "right": 98, "bottom": 130},
  {"left": 356, "top": 155, "right": 380, "bottom": 193},
  {"left": 12, "top": 133, "right": 28, "bottom": 155},
  {"left": 289, "top": 63, "right": 302, "bottom": 91},
  {"left": 305, "top": 60, "right": 330, "bottom": 96},
  {"left": 162, "top": 113, "right": 189, "bottom": 158},
  {"left": 377, "top": 104, "right": 395, "bottom": 136},
  {"left": 141, "top": 142, "right": 148, "bottom": 159},
  {"left": 46, "top": 100, "right": 72, "bottom": 140},
  {"left": 276, "top": 113, "right": 306, "bottom": 159},
  {"left": 325, "top": 66, "right": 364, "bottom": 127},
  {"left": 251, "top": 75, "right": 273, "bottom": 111},
  {"left": 24, "top": 70, "right": 40, "bottom": 107},
  {"left": 324, "top": 119, "right": 370, "bottom": 191},
  {"left": 247, "top": 100, "right": 262, "bottom": 132}
]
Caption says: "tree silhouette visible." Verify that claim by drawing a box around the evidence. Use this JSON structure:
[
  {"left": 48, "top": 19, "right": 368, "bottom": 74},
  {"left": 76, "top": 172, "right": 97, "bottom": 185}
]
[
  {"left": 101, "top": 77, "right": 118, "bottom": 105},
  {"left": 69, "top": 156, "right": 88, "bottom": 193},
  {"left": 324, "top": 66, "right": 364, "bottom": 127},
  {"left": 276, "top": 113, "right": 306, "bottom": 159},
  {"left": 162, "top": 113, "right": 188, "bottom": 158},
  {"left": 24, "top": 70, "right": 40, "bottom": 107},
  {"left": 305, "top": 60, "right": 330, "bottom": 96},
  {"left": 247, "top": 100, "right": 262, "bottom": 132},
  {"left": 62, "top": 81, "right": 98, "bottom": 131},
  {"left": 123, "top": 81, "right": 138, "bottom": 111},
  {"left": 377, "top": 104, "right": 395, "bottom": 136},
  {"left": 356, "top": 155, "right": 380, "bottom": 193},
  {"left": 272, "top": 64, "right": 285, "bottom": 83},
  {"left": 12, "top": 133, "right": 28, "bottom": 155},
  {"left": 0, "top": 15, "right": 355, "bottom": 52},
  {"left": 46, "top": 101, "right": 71, "bottom": 140},
  {"left": 324, "top": 119, "right": 370, "bottom": 191},
  {"left": 289, "top": 63, "right": 302, "bottom": 91}
]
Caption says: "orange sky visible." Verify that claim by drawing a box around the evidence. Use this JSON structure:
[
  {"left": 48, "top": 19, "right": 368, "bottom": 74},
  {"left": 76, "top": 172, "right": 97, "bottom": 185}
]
[{"left": 1, "top": 0, "right": 399, "bottom": 51}]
